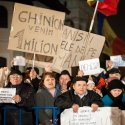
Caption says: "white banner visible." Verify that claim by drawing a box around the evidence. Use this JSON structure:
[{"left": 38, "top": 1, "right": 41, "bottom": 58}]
[
  {"left": 110, "top": 55, "right": 125, "bottom": 67},
  {"left": 79, "top": 58, "right": 101, "bottom": 75},
  {"left": 0, "top": 88, "right": 16, "bottom": 103},
  {"left": 61, "top": 107, "right": 122, "bottom": 125}
]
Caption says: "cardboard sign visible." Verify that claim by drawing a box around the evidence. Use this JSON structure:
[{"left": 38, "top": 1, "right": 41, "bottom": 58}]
[
  {"left": 110, "top": 55, "right": 125, "bottom": 67},
  {"left": 8, "top": 3, "right": 65, "bottom": 57},
  {"left": 61, "top": 107, "right": 122, "bottom": 125},
  {"left": 53, "top": 26, "right": 105, "bottom": 73},
  {"left": 13, "top": 56, "right": 26, "bottom": 66},
  {"left": 79, "top": 58, "right": 101, "bottom": 75},
  {"left": 0, "top": 88, "right": 16, "bottom": 103}
]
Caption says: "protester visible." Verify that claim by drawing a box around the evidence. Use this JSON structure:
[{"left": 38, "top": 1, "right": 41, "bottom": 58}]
[
  {"left": 55, "top": 76, "right": 103, "bottom": 113},
  {"left": 2, "top": 69, "right": 35, "bottom": 125},
  {"left": 24, "top": 67, "right": 41, "bottom": 92},
  {"left": 58, "top": 70, "right": 71, "bottom": 93},
  {"left": 35, "top": 72, "right": 61, "bottom": 125},
  {"left": 107, "top": 68, "right": 121, "bottom": 80},
  {"left": 102, "top": 79, "right": 125, "bottom": 110}
]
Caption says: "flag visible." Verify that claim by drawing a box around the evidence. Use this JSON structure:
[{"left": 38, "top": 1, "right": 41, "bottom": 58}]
[
  {"left": 87, "top": 0, "right": 104, "bottom": 6},
  {"left": 97, "top": 0, "right": 120, "bottom": 16},
  {"left": 102, "top": 19, "right": 125, "bottom": 56}
]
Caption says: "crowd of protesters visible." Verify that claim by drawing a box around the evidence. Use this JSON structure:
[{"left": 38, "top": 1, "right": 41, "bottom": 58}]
[{"left": 0, "top": 58, "right": 125, "bottom": 125}]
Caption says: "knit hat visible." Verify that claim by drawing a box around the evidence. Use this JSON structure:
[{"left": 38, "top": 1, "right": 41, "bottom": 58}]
[
  {"left": 9, "top": 69, "right": 22, "bottom": 76},
  {"left": 60, "top": 70, "right": 71, "bottom": 78},
  {"left": 72, "top": 76, "right": 88, "bottom": 84},
  {"left": 108, "top": 79, "right": 123, "bottom": 91}
]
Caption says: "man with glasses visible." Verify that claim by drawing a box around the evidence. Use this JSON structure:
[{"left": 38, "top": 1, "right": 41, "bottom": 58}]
[{"left": 2, "top": 69, "right": 35, "bottom": 125}]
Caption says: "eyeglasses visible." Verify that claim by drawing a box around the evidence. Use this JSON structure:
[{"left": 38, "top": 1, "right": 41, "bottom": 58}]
[{"left": 10, "top": 74, "right": 22, "bottom": 79}]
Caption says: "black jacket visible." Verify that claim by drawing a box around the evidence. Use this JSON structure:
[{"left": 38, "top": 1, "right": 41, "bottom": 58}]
[
  {"left": 54, "top": 89, "right": 103, "bottom": 112},
  {"left": 2, "top": 83, "right": 35, "bottom": 125}
]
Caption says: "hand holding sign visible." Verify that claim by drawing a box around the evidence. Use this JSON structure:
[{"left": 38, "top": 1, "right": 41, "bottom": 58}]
[
  {"left": 79, "top": 58, "right": 101, "bottom": 75},
  {"left": 12, "top": 94, "right": 21, "bottom": 103}
]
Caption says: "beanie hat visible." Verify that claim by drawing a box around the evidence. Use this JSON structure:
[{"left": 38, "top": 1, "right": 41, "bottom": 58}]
[
  {"left": 108, "top": 79, "right": 123, "bottom": 91},
  {"left": 72, "top": 76, "right": 88, "bottom": 84},
  {"left": 60, "top": 70, "right": 71, "bottom": 78},
  {"left": 9, "top": 69, "right": 22, "bottom": 76}
]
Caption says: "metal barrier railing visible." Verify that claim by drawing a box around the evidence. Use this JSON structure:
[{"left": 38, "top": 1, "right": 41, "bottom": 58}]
[{"left": 2, "top": 106, "right": 60, "bottom": 125}]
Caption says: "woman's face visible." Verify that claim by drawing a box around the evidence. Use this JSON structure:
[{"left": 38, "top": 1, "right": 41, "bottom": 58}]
[
  {"left": 43, "top": 75, "right": 56, "bottom": 89},
  {"left": 9, "top": 74, "right": 22, "bottom": 85},
  {"left": 110, "top": 89, "right": 122, "bottom": 97}
]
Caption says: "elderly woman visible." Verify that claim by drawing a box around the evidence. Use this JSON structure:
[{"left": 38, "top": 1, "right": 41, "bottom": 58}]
[
  {"left": 2, "top": 69, "right": 35, "bottom": 125},
  {"left": 35, "top": 72, "right": 61, "bottom": 125}
]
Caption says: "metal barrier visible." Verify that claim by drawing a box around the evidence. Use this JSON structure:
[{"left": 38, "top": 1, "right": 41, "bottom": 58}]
[
  {"left": 3, "top": 106, "right": 22, "bottom": 125},
  {"left": 2, "top": 106, "right": 60, "bottom": 125},
  {"left": 33, "top": 106, "right": 60, "bottom": 125}
]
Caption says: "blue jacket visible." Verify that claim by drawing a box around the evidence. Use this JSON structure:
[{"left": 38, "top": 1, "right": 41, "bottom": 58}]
[{"left": 102, "top": 93, "right": 125, "bottom": 110}]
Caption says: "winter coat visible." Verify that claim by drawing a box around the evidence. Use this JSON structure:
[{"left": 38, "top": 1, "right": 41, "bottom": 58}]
[
  {"left": 102, "top": 93, "right": 125, "bottom": 110},
  {"left": 1, "top": 83, "right": 35, "bottom": 125},
  {"left": 35, "top": 86, "right": 61, "bottom": 125},
  {"left": 54, "top": 89, "right": 103, "bottom": 112}
]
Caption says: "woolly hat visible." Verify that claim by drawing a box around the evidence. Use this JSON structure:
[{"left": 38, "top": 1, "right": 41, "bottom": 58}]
[
  {"left": 108, "top": 79, "right": 123, "bottom": 91},
  {"left": 72, "top": 76, "right": 88, "bottom": 84},
  {"left": 9, "top": 69, "right": 22, "bottom": 76}
]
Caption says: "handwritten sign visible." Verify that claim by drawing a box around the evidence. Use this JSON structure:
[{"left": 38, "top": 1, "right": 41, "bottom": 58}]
[
  {"left": 53, "top": 26, "right": 105, "bottom": 73},
  {"left": 79, "top": 58, "right": 101, "bottom": 75},
  {"left": 14, "top": 56, "right": 26, "bottom": 66},
  {"left": 8, "top": 3, "right": 65, "bottom": 57},
  {"left": 0, "top": 88, "right": 16, "bottom": 103},
  {"left": 110, "top": 55, "right": 125, "bottom": 67},
  {"left": 61, "top": 107, "right": 122, "bottom": 125}
]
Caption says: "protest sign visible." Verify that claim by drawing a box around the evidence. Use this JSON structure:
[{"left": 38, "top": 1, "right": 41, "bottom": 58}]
[
  {"left": 53, "top": 26, "right": 105, "bottom": 73},
  {"left": 8, "top": 3, "right": 65, "bottom": 57},
  {"left": 13, "top": 56, "right": 26, "bottom": 66},
  {"left": 110, "top": 55, "right": 125, "bottom": 67},
  {"left": 61, "top": 107, "right": 122, "bottom": 125},
  {"left": 79, "top": 58, "right": 101, "bottom": 75},
  {"left": 0, "top": 88, "right": 16, "bottom": 103}
]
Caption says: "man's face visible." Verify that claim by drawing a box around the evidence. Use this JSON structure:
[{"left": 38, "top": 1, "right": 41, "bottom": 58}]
[
  {"left": 73, "top": 81, "right": 87, "bottom": 95},
  {"left": 9, "top": 74, "right": 22, "bottom": 85},
  {"left": 110, "top": 89, "right": 122, "bottom": 97},
  {"left": 59, "top": 75, "right": 71, "bottom": 89}
]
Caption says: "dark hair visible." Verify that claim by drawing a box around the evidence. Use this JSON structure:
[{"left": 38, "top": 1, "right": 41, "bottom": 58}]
[
  {"left": 60, "top": 70, "right": 71, "bottom": 78},
  {"left": 0, "top": 57, "right": 7, "bottom": 68},
  {"left": 40, "top": 72, "right": 56, "bottom": 87}
]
